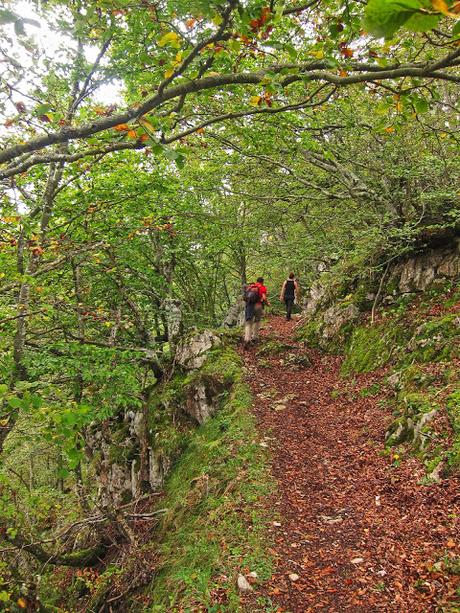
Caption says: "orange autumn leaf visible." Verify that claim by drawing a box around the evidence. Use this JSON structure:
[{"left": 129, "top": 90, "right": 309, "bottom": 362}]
[
  {"left": 127, "top": 129, "right": 137, "bottom": 138},
  {"left": 260, "top": 6, "right": 271, "bottom": 23},
  {"left": 186, "top": 17, "right": 196, "bottom": 29},
  {"left": 432, "top": 0, "right": 460, "bottom": 16},
  {"left": 339, "top": 70, "right": 348, "bottom": 77},
  {"left": 139, "top": 133, "right": 149, "bottom": 142},
  {"left": 113, "top": 123, "right": 130, "bottom": 132}
]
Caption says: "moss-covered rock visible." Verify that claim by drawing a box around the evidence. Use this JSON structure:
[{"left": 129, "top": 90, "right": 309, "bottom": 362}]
[
  {"left": 445, "top": 390, "right": 460, "bottom": 475},
  {"left": 385, "top": 393, "right": 437, "bottom": 450},
  {"left": 295, "top": 317, "right": 322, "bottom": 347},
  {"left": 341, "top": 319, "right": 409, "bottom": 375},
  {"left": 405, "top": 314, "right": 460, "bottom": 363}
]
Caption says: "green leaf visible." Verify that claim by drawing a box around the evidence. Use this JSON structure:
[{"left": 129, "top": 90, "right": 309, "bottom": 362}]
[
  {"left": 452, "top": 20, "right": 460, "bottom": 37},
  {"left": 7, "top": 397, "right": 22, "bottom": 409},
  {"left": 0, "top": 384, "right": 8, "bottom": 395},
  {"left": 175, "top": 153, "right": 186, "bottom": 169},
  {"left": 363, "top": 0, "right": 438, "bottom": 39},
  {"left": 34, "top": 103, "right": 53, "bottom": 116},
  {"left": 412, "top": 96, "right": 429, "bottom": 113},
  {"left": 61, "top": 410, "right": 79, "bottom": 426},
  {"left": 164, "top": 148, "right": 180, "bottom": 161},
  {"left": 405, "top": 12, "right": 440, "bottom": 32},
  {"left": 31, "top": 394, "right": 43, "bottom": 409},
  {"left": 66, "top": 447, "right": 82, "bottom": 469}
]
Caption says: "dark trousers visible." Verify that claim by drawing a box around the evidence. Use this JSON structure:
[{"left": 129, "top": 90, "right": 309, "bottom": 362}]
[{"left": 285, "top": 298, "right": 294, "bottom": 320}]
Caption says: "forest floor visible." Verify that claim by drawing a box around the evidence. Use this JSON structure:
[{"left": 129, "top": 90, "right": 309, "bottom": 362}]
[{"left": 240, "top": 315, "right": 459, "bottom": 613}]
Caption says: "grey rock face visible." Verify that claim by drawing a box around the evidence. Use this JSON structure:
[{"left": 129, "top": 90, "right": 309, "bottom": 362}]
[
  {"left": 322, "top": 303, "right": 359, "bottom": 340},
  {"left": 175, "top": 329, "right": 221, "bottom": 369},
  {"left": 304, "top": 280, "right": 330, "bottom": 316},
  {"left": 390, "top": 246, "right": 460, "bottom": 294},
  {"left": 185, "top": 378, "right": 226, "bottom": 425},
  {"left": 148, "top": 449, "right": 171, "bottom": 491},
  {"left": 222, "top": 297, "right": 245, "bottom": 327},
  {"left": 385, "top": 409, "right": 437, "bottom": 450}
]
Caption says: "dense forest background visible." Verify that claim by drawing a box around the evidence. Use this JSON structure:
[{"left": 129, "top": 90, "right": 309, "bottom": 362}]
[{"left": 0, "top": 0, "right": 459, "bottom": 610}]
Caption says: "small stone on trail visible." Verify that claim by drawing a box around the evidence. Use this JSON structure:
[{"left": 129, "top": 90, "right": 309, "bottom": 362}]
[
  {"left": 319, "top": 514, "right": 343, "bottom": 524},
  {"left": 288, "top": 573, "right": 300, "bottom": 582},
  {"left": 273, "top": 521, "right": 282, "bottom": 527},
  {"left": 259, "top": 441, "right": 269, "bottom": 448},
  {"left": 237, "top": 574, "right": 253, "bottom": 593},
  {"left": 351, "top": 557, "right": 364, "bottom": 564},
  {"left": 248, "top": 571, "right": 258, "bottom": 578}
]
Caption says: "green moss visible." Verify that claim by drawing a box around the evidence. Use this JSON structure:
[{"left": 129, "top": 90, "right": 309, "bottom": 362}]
[
  {"left": 444, "top": 286, "right": 460, "bottom": 308},
  {"left": 359, "top": 383, "right": 381, "bottom": 398},
  {"left": 107, "top": 424, "right": 136, "bottom": 463},
  {"left": 197, "top": 347, "right": 242, "bottom": 385},
  {"left": 445, "top": 391, "right": 460, "bottom": 476},
  {"left": 351, "top": 282, "right": 376, "bottom": 311},
  {"left": 145, "top": 378, "right": 274, "bottom": 612},
  {"left": 405, "top": 314, "right": 460, "bottom": 364},
  {"left": 447, "top": 391, "right": 460, "bottom": 434},
  {"left": 295, "top": 318, "right": 322, "bottom": 347},
  {"left": 399, "top": 392, "right": 433, "bottom": 416},
  {"left": 385, "top": 416, "right": 411, "bottom": 446},
  {"left": 256, "top": 338, "right": 295, "bottom": 356},
  {"left": 399, "top": 365, "right": 436, "bottom": 390},
  {"left": 341, "top": 320, "right": 409, "bottom": 376},
  {"left": 384, "top": 275, "right": 400, "bottom": 295}
]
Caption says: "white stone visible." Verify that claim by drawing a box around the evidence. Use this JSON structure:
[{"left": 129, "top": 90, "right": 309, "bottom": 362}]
[
  {"left": 288, "top": 573, "right": 300, "bottom": 582},
  {"left": 237, "top": 574, "right": 253, "bottom": 593},
  {"left": 351, "top": 557, "right": 364, "bottom": 564}
]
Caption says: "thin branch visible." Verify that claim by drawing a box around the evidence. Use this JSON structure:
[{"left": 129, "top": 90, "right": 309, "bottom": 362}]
[
  {"left": 0, "top": 142, "right": 144, "bottom": 181},
  {"left": 0, "top": 56, "right": 459, "bottom": 166}
]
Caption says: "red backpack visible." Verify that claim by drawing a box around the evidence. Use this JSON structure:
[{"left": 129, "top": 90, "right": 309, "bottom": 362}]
[{"left": 244, "top": 283, "right": 260, "bottom": 304}]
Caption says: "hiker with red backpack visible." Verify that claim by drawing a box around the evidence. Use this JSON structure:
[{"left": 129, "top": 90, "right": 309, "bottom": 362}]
[{"left": 243, "top": 277, "right": 269, "bottom": 348}]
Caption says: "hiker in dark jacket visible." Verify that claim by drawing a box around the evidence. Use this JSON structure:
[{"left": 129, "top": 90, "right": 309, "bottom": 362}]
[
  {"left": 280, "top": 273, "right": 299, "bottom": 321},
  {"left": 243, "top": 277, "right": 268, "bottom": 347}
]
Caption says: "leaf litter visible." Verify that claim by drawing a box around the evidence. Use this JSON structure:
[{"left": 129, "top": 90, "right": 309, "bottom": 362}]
[{"left": 240, "top": 316, "right": 459, "bottom": 612}]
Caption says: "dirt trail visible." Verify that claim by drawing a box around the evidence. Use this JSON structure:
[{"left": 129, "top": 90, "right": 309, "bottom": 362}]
[{"left": 241, "top": 316, "right": 459, "bottom": 613}]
